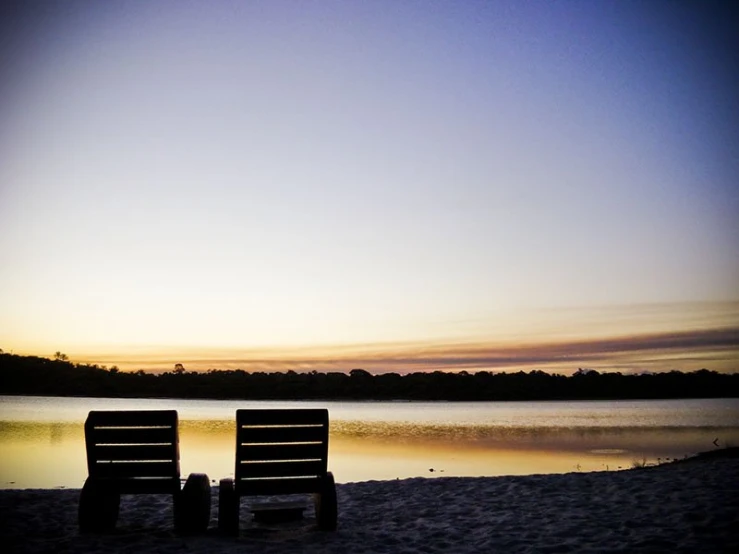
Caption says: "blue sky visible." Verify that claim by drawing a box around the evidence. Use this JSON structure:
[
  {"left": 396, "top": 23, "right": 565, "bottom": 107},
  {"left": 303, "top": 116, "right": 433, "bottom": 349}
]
[{"left": 1, "top": 0, "right": 737, "bottom": 373}]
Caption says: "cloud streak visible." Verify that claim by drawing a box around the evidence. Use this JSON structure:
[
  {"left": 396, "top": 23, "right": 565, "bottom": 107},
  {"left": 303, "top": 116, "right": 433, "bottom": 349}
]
[{"left": 83, "top": 326, "right": 739, "bottom": 374}]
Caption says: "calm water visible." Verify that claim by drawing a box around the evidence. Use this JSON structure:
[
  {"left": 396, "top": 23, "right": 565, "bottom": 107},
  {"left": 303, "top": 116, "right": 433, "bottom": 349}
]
[{"left": 1, "top": 396, "right": 738, "bottom": 488}]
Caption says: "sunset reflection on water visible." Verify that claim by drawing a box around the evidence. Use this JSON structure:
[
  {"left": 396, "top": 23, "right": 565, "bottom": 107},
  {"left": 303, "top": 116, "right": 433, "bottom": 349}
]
[{"left": 2, "top": 412, "right": 737, "bottom": 489}]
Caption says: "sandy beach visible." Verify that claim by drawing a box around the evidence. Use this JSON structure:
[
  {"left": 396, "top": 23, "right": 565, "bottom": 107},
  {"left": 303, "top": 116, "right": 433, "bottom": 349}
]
[{"left": 2, "top": 454, "right": 737, "bottom": 554}]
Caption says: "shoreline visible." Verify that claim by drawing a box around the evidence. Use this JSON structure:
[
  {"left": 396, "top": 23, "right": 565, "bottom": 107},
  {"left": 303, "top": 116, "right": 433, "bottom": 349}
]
[{"left": 2, "top": 452, "right": 737, "bottom": 553}]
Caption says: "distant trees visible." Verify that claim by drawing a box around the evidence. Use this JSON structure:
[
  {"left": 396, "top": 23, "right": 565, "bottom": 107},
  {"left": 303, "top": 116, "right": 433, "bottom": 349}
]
[
  {"left": 53, "top": 351, "right": 69, "bottom": 362},
  {"left": 0, "top": 351, "right": 737, "bottom": 401}
]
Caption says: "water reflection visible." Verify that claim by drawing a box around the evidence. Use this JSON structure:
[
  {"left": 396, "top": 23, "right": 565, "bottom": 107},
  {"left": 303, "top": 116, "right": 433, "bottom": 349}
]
[
  {"left": 1, "top": 418, "right": 737, "bottom": 489},
  {"left": 3, "top": 396, "right": 737, "bottom": 427}
]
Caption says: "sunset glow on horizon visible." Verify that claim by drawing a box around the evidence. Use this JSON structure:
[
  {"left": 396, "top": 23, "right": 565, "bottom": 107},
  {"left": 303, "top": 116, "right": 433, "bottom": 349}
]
[
  {"left": 1, "top": 1, "right": 737, "bottom": 375},
  {"left": 5, "top": 300, "right": 738, "bottom": 375}
]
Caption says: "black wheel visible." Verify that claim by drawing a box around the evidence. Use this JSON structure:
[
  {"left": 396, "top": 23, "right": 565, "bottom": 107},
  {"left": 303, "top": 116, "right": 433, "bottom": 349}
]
[
  {"left": 218, "top": 478, "right": 239, "bottom": 535},
  {"left": 174, "top": 473, "right": 212, "bottom": 534},
  {"left": 314, "top": 471, "right": 337, "bottom": 531},
  {"left": 78, "top": 478, "right": 120, "bottom": 533}
]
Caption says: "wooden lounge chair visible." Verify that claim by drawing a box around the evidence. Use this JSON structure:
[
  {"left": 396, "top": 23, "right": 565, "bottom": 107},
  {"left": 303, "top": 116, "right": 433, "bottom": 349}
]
[
  {"left": 218, "top": 408, "right": 337, "bottom": 534},
  {"left": 78, "top": 410, "right": 211, "bottom": 533}
]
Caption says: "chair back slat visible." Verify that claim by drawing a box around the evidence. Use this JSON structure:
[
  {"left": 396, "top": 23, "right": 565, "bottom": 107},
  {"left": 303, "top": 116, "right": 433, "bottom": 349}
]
[
  {"left": 91, "top": 461, "right": 179, "bottom": 479},
  {"left": 237, "top": 443, "right": 326, "bottom": 461}
]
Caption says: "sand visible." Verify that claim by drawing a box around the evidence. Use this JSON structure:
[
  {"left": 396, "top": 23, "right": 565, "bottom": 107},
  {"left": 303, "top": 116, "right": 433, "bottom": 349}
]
[{"left": 1, "top": 455, "right": 737, "bottom": 553}]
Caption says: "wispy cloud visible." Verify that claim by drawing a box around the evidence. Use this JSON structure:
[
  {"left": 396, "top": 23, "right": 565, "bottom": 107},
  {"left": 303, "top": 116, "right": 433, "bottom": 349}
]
[{"left": 78, "top": 326, "right": 739, "bottom": 374}]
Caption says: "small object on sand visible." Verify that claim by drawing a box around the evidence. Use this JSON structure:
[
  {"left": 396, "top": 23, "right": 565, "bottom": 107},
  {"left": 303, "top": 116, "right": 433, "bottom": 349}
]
[
  {"left": 713, "top": 438, "right": 720, "bottom": 447},
  {"left": 429, "top": 468, "right": 435, "bottom": 473},
  {"left": 250, "top": 501, "right": 308, "bottom": 524}
]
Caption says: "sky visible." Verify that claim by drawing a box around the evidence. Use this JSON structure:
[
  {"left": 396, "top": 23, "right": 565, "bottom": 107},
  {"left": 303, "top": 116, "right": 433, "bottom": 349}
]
[{"left": 1, "top": 0, "right": 737, "bottom": 374}]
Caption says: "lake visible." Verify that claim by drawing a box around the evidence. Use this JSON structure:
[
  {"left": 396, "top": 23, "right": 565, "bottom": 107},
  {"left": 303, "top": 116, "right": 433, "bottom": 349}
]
[{"left": 1, "top": 396, "right": 738, "bottom": 489}]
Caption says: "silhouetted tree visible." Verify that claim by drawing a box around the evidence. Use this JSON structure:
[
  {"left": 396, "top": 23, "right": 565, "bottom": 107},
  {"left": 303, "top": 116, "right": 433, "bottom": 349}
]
[{"left": 0, "top": 352, "right": 737, "bottom": 400}]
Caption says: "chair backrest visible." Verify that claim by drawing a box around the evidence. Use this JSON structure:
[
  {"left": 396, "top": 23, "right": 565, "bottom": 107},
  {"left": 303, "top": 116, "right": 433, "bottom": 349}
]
[
  {"left": 235, "top": 409, "right": 329, "bottom": 496},
  {"left": 84, "top": 410, "right": 180, "bottom": 494}
]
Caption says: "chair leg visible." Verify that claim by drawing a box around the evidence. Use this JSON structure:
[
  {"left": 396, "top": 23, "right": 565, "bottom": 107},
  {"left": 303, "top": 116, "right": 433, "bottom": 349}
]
[
  {"left": 314, "top": 471, "right": 337, "bottom": 531},
  {"left": 218, "top": 478, "right": 239, "bottom": 535},
  {"left": 78, "top": 477, "right": 120, "bottom": 533},
  {"left": 174, "top": 473, "right": 212, "bottom": 534}
]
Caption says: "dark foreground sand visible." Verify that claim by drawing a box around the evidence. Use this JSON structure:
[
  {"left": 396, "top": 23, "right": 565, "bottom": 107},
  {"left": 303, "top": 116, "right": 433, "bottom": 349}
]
[{"left": 1, "top": 453, "right": 737, "bottom": 553}]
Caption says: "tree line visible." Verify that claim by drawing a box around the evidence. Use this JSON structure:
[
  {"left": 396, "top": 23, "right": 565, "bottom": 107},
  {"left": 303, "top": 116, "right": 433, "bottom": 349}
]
[{"left": 0, "top": 351, "right": 737, "bottom": 401}]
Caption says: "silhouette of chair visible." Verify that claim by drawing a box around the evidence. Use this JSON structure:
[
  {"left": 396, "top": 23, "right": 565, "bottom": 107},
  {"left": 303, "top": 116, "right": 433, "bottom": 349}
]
[
  {"left": 79, "top": 410, "right": 210, "bottom": 533},
  {"left": 218, "top": 408, "right": 337, "bottom": 534}
]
